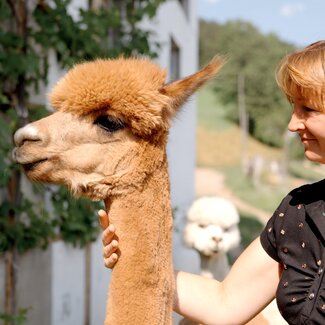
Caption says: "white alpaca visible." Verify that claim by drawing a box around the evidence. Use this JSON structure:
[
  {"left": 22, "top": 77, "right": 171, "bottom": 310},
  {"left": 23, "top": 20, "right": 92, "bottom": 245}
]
[{"left": 184, "top": 196, "right": 241, "bottom": 280}]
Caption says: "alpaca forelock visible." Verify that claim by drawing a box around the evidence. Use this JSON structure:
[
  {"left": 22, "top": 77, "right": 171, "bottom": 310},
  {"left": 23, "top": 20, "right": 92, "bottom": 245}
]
[{"left": 49, "top": 58, "right": 171, "bottom": 138}]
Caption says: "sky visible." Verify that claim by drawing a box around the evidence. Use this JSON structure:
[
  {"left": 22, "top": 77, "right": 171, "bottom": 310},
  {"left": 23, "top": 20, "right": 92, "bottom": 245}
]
[{"left": 198, "top": 0, "right": 325, "bottom": 47}]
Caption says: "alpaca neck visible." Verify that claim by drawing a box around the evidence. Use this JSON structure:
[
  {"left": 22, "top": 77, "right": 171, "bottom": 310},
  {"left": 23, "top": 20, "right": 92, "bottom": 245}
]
[
  {"left": 199, "top": 252, "right": 230, "bottom": 281},
  {"left": 103, "top": 158, "right": 174, "bottom": 325}
]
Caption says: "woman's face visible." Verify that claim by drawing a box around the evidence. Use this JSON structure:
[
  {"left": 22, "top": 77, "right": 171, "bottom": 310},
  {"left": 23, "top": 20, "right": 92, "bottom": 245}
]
[{"left": 288, "top": 100, "right": 325, "bottom": 163}]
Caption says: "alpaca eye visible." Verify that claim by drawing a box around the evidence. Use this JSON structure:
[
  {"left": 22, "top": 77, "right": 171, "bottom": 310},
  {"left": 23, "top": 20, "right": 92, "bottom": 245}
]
[
  {"left": 94, "top": 116, "right": 125, "bottom": 132},
  {"left": 198, "top": 224, "right": 206, "bottom": 228}
]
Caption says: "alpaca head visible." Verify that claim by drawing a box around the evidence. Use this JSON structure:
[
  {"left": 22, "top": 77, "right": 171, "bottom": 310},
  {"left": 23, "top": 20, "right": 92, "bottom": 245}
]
[
  {"left": 13, "top": 57, "right": 224, "bottom": 200},
  {"left": 184, "top": 197, "right": 241, "bottom": 256}
]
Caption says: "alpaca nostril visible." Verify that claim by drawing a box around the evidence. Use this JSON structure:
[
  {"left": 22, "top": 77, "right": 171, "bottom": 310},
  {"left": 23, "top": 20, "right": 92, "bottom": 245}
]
[
  {"left": 212, "top": 236, "right": 222, "bottom": 243},
  {"left": 14, "top": 124, "right": 41, "bottom": 147}
]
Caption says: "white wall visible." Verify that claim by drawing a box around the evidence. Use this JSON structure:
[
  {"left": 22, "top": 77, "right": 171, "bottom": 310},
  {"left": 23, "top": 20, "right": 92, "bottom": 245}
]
[
  {"left": 51, "top": 242, "right": 86, "bottom": 325},
  {"left": 90, "top": 237, "right": 111, "bottom": 325},
  {"left": 0, "top": 243, "right": 86, "bottom": 325},
  {"left": 0, "top": 260, "right": 4, "bottom": 315},
  {"left": 15, "top": 248, "right": 52, "bottom": 325}
]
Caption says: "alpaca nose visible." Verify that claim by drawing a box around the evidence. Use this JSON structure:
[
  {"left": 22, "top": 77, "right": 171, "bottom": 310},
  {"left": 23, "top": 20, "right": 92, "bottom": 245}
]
[
  {"left": 212, "top": 236, "right": 222, "bottom": 243},
  {"left": 14, "top": 124, "right": 41, "bottom": 147}
]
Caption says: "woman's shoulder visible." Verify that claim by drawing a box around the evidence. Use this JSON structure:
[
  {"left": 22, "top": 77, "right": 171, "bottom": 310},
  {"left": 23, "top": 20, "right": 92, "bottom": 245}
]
[
  {"left": 260, "top": 179, "right": 325, "bottom": 263},
  {"left": 273, "top": 179, "right": 325, "bottom": 217},
  {"left": 288, "top": 178, "right": 325, "bottom": 205}
]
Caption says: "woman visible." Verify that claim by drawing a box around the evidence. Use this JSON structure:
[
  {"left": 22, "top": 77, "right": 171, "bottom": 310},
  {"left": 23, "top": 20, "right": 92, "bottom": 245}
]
[{"left": 99, "top": 40, "right": 325, "bottom": 325}]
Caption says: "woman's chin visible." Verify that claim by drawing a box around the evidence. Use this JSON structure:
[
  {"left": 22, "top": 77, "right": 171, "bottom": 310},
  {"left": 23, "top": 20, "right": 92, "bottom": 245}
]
[{"left": 304, "top": 150, "right": 325, "bottom": 164}]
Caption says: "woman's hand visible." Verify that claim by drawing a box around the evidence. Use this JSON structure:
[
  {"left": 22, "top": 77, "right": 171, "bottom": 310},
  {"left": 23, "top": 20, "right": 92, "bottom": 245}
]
[{"left": 98, "top": 209, "right": 120, "bottom": 268}]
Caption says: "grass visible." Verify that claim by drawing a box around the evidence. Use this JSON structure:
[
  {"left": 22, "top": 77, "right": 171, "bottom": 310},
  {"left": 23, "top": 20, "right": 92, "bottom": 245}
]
[
  {"left": 228, "top": 212, "right": 265, "bottom": 265},
  {"left": 222, "top": 166, "right": 287, "bottom": 213},
  {"left": 197, "top": 87, "right": 283, "bottom": 169},
  {"left": 289, "top": 160, "right": 325, "bottom": 181},
  {"left": 196, "top": 126, "right": 283, "bottom": 169},
  {"left": 197, "top": 86, "right": 233, "bottom": 131},
  {"left": 239, "top": 213, "right": 264, "bottom": 249}
]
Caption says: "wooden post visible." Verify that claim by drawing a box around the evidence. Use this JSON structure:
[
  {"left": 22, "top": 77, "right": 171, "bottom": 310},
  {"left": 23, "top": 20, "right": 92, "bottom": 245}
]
[
  {"left": 84, "top": 243, "right": 91, "bottom": 325},
  {"left": 238, "top": 72, "right": 249, "bottom": 172}
]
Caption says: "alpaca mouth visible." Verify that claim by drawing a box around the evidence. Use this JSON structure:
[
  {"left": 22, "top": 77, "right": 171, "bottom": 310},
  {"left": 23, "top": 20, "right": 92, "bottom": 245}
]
[
  {"left": 22, "top": 158, "right": 48, "bottom": 171},
  {"left": 212, "top": 248, "right": 220, "bottom": 254}
]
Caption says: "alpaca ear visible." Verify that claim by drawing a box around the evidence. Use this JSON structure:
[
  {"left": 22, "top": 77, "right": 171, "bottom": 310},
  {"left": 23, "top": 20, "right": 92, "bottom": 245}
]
[{"left": 159, "top": 56, "right": 225, "bottom": 116}]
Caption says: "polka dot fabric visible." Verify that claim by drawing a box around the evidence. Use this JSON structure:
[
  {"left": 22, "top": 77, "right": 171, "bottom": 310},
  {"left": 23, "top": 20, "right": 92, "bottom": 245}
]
[{"left": 260, "top": 179, "right": 325, "bottom": 325}]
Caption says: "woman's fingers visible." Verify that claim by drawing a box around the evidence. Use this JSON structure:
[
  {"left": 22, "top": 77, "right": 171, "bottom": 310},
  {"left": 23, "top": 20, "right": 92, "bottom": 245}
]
[
  {"left": 98, "top": 209, "right": 109, "bottom": 230},
  {"left": 102, "top": 223, "right": 117, "bottom": 246},
  {"left": 104, "top": 253, "right": 119, "bottom": 269},
  {"left": 102, "top": 237, "right": 120, "bottom": 269},
  {"left": 102, "top": 239, "right": 119, "bottom": 258},
  {"left": 98, "top": 209, "right": 120, "bottom": 268}
]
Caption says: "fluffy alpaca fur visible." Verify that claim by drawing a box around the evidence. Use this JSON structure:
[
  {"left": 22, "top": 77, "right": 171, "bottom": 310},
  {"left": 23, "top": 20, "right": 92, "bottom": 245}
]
[
  {"left": 49, "top": 58, "right": 170, "bottom": 138},
  {"left": 184, "top": 197, "right": 241, "bottom": 279},
  {"left": 13, "top": 57, "right": 224, "bottom": 325}
]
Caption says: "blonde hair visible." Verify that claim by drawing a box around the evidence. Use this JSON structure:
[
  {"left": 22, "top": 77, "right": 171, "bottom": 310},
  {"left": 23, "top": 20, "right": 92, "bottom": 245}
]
[{"left": 276, "top": 40, "right": 325, "bottom": 111}]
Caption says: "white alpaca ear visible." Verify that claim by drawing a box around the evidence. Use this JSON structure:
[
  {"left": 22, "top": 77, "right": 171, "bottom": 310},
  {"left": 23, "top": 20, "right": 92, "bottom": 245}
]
[{"left": 159, "top": 56, "right": 225, "bottom": 116}]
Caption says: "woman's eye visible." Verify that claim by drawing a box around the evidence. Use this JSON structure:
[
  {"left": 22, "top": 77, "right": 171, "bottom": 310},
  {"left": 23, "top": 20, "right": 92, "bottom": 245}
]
[
  {"left": 94, "top": 116, "right": 125, "bottom": 132},
  {"left": 303, "top": 106, "right": 315, "bottom": 113}
]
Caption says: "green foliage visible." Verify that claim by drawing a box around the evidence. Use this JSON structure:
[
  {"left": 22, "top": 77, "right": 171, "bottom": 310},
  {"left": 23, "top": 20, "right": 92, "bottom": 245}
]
[
  {"left": 52, "top": 187, "right": 101, "bottom": 247},
  {"left": 0, "top": 108, "right": 19, "bottom": 186},
  {"left": 0, "top": 198, "right": 53, "bottom": 253},
  {"left": 0, "top": 185, "right": 102, "bottom": 253},
  {"left": 200, "top": 19, "right": 297, "bottom": 147},
  {"left": 31, "top": 0, "right": 164, "bottom": 67},
  {"left": 0, "top": 0, "right": 165, "bottom": 256},
  {"left": 0, "top": 308, "right": 29, "bottom": 325}
]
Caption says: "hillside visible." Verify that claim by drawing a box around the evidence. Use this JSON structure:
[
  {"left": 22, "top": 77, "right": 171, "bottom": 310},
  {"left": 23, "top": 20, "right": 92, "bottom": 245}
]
[{"left": 197, "top": 86, "right": 283, "bottom": 169}]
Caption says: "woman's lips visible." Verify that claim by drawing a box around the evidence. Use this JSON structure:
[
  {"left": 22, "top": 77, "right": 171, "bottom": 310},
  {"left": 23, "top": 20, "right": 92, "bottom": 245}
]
[{"left": 301, "top": 137, "right": 316, "bottom": 142}]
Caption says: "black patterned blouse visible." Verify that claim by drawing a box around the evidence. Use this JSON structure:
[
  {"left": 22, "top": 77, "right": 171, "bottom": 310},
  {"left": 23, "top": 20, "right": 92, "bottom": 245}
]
[{"left": 260, "top": 179, "right": 325, "bottom": 325}]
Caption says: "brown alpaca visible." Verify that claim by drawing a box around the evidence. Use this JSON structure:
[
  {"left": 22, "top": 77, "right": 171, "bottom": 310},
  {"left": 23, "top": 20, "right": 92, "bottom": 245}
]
[{"left": 12, "top": 57, "right": 224, "bottom": 325}]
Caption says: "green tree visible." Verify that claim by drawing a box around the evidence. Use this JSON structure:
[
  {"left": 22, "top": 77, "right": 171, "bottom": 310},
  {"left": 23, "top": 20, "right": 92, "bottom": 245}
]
[
  {"left": 0, "top": 0, "right": 165, "bottom": 322},
  {"left": 199, "top": 19, "right": 297, "bottom": 147}
]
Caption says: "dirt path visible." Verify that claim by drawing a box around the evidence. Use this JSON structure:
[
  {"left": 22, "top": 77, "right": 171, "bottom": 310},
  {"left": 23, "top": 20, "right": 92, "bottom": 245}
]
[{"left": 195, "top": 167, "right": 271, "bottom": 224}]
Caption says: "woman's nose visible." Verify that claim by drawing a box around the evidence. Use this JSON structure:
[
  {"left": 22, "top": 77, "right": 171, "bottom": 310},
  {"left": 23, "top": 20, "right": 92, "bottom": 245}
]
[{"left": 288, "top": 111, "right": 305, "bottom": 132}]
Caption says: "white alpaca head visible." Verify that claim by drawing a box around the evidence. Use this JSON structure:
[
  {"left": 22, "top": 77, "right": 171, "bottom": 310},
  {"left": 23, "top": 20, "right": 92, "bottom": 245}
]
[{"left": 184, "top": 197, "right": 241, "bottom": 256}]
